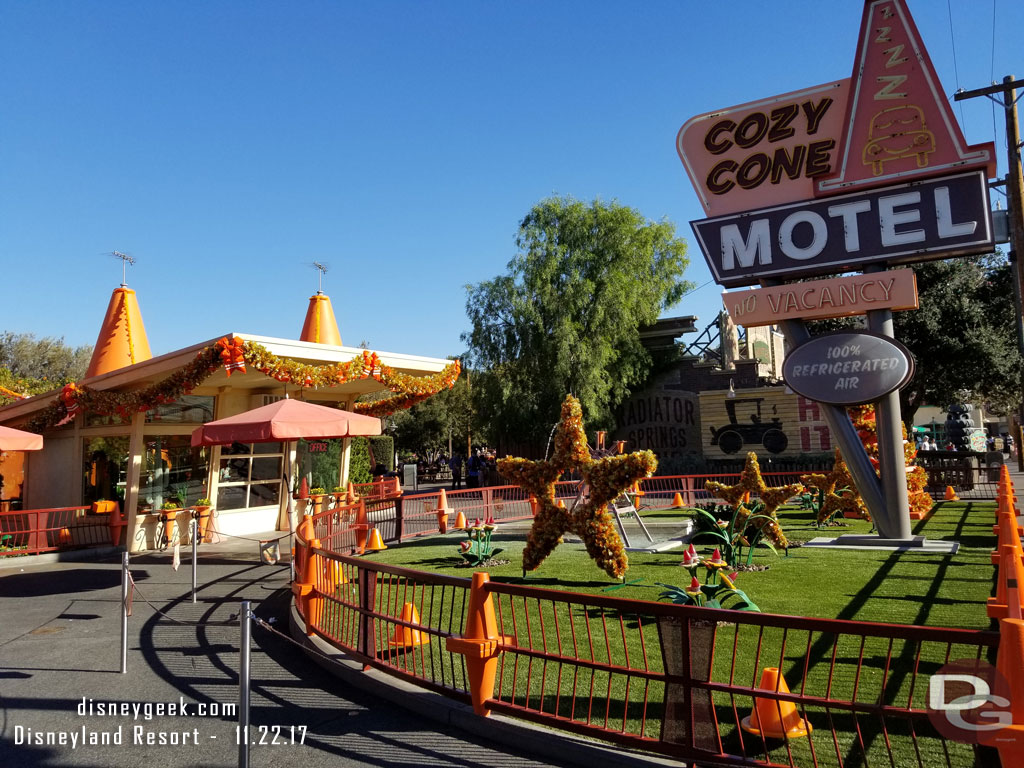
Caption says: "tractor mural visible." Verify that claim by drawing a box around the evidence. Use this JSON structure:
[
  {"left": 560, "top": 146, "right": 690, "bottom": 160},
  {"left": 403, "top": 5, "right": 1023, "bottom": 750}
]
[{"left": 708, "top": 397, "right": 788, "bottom": 455}]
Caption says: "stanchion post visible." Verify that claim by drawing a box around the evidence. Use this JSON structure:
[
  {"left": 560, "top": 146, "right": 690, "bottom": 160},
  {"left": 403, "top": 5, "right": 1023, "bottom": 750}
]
[
  {"left": 238, "top": 600, "right": 251, "bottom": 768},
  {"left": 191, "top": 517, "right": 198, "bottom": 604},
  {"left": 120, "top": 551, "right": 129, "bottom": 674}
]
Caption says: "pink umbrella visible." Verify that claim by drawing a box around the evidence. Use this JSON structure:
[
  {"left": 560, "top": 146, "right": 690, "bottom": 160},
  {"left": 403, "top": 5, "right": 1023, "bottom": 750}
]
[
  {"left": 0, "top": 425, "right": 43, "bottom": 451},
  {"left": 191, "top": 398, "right": 381, "bottom": 447},
  {"left": 190, "top": 398, "right": 382, "bottom": 568}
]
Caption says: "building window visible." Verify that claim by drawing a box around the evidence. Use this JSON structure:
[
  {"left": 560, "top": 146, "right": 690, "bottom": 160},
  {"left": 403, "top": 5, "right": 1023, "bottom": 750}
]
[
  {"left": 145, "top": 395, "right": 216, "bottom": 424},
  {"left": 137, "top": 435, "right": 210, "bottom": 514},
  {"left": 217, "top": 442, "right": 283, "bottom": 511},
  {"left": 83, "top": 437, "right": 131, "bottom": 505}
]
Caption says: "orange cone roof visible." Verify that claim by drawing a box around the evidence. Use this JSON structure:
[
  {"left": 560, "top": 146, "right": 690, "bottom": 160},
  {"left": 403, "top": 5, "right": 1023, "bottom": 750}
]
[
  {"left": 300, "top": 293, "right": 342, "bottom": 346},
  {"left": 85, "top": 287, "right": 152, "bottom": 378}
]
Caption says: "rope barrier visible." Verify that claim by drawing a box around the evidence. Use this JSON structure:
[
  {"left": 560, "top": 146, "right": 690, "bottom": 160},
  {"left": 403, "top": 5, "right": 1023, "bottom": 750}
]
[
  {"left": 125, "top": 570, "right": 241, "bottom": 627},
  {"left": 250, "top": 614, "right": 343, "bottom": 667}
]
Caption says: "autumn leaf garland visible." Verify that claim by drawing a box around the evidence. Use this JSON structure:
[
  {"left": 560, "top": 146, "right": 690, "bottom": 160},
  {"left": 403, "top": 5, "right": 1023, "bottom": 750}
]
[{"left": 23, "top": 339, "right": 460, "bottom": 432}]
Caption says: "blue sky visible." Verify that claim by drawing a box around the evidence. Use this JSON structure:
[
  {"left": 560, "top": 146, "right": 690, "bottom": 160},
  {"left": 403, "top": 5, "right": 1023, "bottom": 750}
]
[{"left": 2, "top": 1, "right": 1020, "bottom": 362}]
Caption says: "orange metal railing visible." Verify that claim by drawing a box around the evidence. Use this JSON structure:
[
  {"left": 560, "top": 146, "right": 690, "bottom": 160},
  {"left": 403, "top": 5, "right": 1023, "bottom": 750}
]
[
  {"left": 292, "top": 513, "right": 1005, "bottom": 767},
  {"left": 0, "top": 503, "right": 127, "bottom": 556}
]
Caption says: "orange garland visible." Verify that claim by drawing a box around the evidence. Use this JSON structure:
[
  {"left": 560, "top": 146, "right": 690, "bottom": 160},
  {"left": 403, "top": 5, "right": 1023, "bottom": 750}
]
[{"left": 24, "top": 339, "right": 460, "bottom": 432}]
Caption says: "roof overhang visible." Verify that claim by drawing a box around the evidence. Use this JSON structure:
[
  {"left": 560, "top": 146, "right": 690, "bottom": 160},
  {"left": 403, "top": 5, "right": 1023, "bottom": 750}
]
[{"left": 0, "top": 332, "right": 454, "bottom": 425}]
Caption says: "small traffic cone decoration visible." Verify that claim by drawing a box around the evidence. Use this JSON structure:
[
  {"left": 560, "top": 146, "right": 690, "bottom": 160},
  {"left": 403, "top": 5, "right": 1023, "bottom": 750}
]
[
  {"left": 944, "top": 485, "right": 959, "bottom": 501},
  {"left": 557, "top": 499, "right": 566, "bottom": 509},
  {"left": 321, "top": 558, "right": 348, "bottom": 589},
  {"left": 297, "top": 476, "right": 309, "bottom": 499},
  {"left": 453, "top": 509, "right": 468, "bottom": 529},
  {"left": 741, "top": 667, "right": 812, "bottom": 739},
  {"left": 389, "top": 602, "right": 429, "bottom": 647},
  {"left": 364, "top": 527, "right": 387, "bottom": 551},
  {"left": 346, "top": 482, "right": 359, "bottom": 504},
  {"left": 436, "top": 489, "right": 451, "bottom": 533},
  {"left": 392, "top": 476, "right": 402, "bottom": 495},
  {"left": 672, "top": 492, "right": 685, "bottom": 508}
]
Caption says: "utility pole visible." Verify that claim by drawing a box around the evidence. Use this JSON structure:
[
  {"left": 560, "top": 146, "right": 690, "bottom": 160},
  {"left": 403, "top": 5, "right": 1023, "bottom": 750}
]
[{"left": 956, "top": 76, "right": 1024, "bottom": 471}]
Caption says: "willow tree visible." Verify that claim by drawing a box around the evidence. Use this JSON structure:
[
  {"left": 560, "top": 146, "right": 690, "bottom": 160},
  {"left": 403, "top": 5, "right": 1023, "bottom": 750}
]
[{"left": 463, "top": 197, "right": 692, "bottom": 453}]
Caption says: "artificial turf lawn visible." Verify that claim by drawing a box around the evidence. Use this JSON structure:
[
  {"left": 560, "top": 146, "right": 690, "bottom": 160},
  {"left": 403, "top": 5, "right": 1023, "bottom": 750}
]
[
  {"left": 366, "top": 499, "right": 997, "bottom": 631},
  {"left": 333, "top": 500, "right": 999, "bottom": 766}
]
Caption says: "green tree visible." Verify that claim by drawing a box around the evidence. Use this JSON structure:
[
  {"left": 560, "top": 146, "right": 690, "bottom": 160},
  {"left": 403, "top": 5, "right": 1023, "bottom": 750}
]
[
  {"left": 0, "top": 332, "right": 92, "bottom": 382},
  {"left": 893, "top": 254, "right": 1021, "bottom": 428},
  {"left": 463, "top": 197, "right": 692, "bottom": 452},
  {"left": 390, "top": 371, "right": 478, "bottom": 462}
]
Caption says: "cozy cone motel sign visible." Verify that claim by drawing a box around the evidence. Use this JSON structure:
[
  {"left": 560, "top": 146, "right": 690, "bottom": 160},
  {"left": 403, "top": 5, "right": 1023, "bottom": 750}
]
[{"left": 677, "top": 0, "right": 996, "bottom": 404}]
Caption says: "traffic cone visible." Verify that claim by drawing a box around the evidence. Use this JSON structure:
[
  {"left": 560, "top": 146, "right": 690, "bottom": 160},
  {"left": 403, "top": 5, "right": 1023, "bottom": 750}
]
[
  {"left": 297, "top": 476, "right": 309, "bottom": 499},
  {"left": 321, "top": 558, "right": 348, "bottom": 590},
  {"left": 392, "top": 476, "right": 402, "bottom": 495},
  {"left": 672, "top": 492, "right": 685, "bottom": 509},
  {"left": 988, "top": 543, "right": 1024, "bottom": 619},
  {"left": 944, "top": 486, "right": 959, "bottom": 501},
  {"left": 741, "top": 667, "right": 812, "bottom": 739},
  {"left": 436, "top": 488, "right": 451, "bottom": 533},
  {"left": 454, "top": 509, "right": 467, "bottom": 529},
  {"left": 364, "top": 528, "right": 387, "bottom": 551},
  {"left": 528, "top": 496, "right": 538, "bottom": 516},
  {"left": 389, "top": 602, "right": 429, "bottom": 647},
  {"left": 989, "top": 619, "right": 1024, "bottom": 766},
  {"left": 557, "top": 499, "right": 566, "bottom": 509},
  {"left": 346, "top": 482, "right": 359, "bottom": 504}
]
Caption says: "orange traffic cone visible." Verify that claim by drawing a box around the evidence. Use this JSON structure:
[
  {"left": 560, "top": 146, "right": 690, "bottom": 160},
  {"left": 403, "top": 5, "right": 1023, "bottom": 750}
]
[
  {"left": 741, "top": 667, "right": 812, "bottom": 739},
  {"left": 321, "top": 557, "right": 348, "bottom": 590},
  {"left": 392, "top": 476, "right": 402, "bottom": 495},
  {"left": 557, "top": 499, "right": 566, "bottom": 509},
  {"left": 389, "top": 602, "right": 429, "bottom": 647},
  {"left": 528, "top": 496, "right": 538, "bottom": 516},
  {"left": 453, "top": 509, "right": 468, "bottom": 529},
  {"left": 944, "top": 485, "right": 959, "bottom": 501},
  {"left": 364, "top": 528, "right": 387, "bottom": 551},
  {"left": 672, "top": 492, "right": 685, "bottom": 508},
  {"left": 436, "top": 489, "right": 451, "bottom": 533},
  {"left": 346, "top": 482, "right": 359, "bottom": 504}
]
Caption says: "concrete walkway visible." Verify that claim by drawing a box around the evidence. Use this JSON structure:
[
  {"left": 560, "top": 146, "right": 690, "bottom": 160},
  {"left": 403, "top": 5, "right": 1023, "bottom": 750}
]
[{"left": 0, "top": 532, "right": 673, "bottom": 768}]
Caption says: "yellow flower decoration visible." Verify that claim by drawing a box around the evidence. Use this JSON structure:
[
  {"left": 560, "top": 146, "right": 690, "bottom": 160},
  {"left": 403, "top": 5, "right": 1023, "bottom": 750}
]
[
  {"left": 498, "top": 395, "right": 657, "bottom": 579},
  {"left": 705, "top": 452, "right": 799, "bottom": 550}
]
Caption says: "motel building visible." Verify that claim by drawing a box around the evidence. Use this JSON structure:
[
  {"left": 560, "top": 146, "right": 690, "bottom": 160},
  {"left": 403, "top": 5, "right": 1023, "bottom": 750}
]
[{"left": 0, "top": 284, "right": 452, "bottom": 552}]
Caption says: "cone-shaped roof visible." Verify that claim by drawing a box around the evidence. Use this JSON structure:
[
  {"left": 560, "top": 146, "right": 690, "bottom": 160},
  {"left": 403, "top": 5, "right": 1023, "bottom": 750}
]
[
  {"left": 85, "top": 286, "right": 153, "bottom": 378},
  {"left": 299, "top": 293, "right": 342, "bottom": 346}
]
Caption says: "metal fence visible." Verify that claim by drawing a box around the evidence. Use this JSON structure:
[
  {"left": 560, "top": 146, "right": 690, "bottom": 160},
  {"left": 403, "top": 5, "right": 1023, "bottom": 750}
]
[
  {"left": 294, "top": 524, "right": 1002, "bottom": 767},
  {"left": 0, "top": 505, "right": 122, "bottom": 556}
]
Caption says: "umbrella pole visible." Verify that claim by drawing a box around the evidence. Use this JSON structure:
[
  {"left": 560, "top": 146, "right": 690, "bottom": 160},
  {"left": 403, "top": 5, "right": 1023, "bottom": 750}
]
[{"left": 286, "top": 440, "right": 295, "bottom": 582}]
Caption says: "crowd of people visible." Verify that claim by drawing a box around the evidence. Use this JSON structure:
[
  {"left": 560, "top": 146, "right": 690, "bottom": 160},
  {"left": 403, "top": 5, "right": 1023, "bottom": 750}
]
[
  {"left": 916, "top": 431, "right": 1016, "bottom": 455},
  {"left": 396, "top": 449, "right": 500, "bottom": 490}
]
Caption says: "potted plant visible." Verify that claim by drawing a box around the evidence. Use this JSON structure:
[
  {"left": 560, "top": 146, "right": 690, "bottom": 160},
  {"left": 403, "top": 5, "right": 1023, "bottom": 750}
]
[
  {"left": 161, "top": 500, "right": 180, "bottom": 544},
  {"left": 309, "top": 487, "right": 326, "bottom": 514},
  {"left": 193, "top": 497, "right": 213, "bottom": 541}
]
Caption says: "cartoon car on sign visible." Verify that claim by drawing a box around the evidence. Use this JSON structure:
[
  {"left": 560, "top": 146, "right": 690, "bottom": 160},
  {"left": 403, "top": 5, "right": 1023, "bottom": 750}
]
[
  {"left": 709, "top": 397, "right": 788, "bottom": 455},
  {"left": 862, "top": 104, "right": 935, "bottom": 176}
]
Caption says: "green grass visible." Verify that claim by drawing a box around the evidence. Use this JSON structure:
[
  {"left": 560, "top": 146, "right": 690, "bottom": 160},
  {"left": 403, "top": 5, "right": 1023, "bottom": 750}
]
[
  {"left": 367, "top": 500, "right": 997, "bottom": 631},
  {"left": 342, "top": 500, "right": 1000, "bottom": 767}
]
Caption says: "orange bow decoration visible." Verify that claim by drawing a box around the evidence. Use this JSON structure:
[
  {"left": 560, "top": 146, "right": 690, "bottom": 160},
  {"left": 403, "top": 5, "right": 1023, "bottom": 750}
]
[
  {"left": 217, "top": 337, "right": 247, "bottom": 377},
  {"left": 60, "top": 383, "right": 81, "bottom": 416}
]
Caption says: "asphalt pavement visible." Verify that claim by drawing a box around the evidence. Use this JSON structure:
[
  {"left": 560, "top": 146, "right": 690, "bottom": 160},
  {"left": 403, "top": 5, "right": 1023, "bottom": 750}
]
[{"left": 0, "top": 532, "right": 674, "bottom": 768}]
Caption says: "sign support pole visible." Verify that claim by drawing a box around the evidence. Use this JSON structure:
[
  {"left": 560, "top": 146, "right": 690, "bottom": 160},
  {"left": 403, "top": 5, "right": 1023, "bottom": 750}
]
[
  {"left": 956, "top": 75, "right": 1024, "bottom": 472},
  {"left": 864, "top": 267, "right": 912, "bottom": 539},
  {"left": 766, "top": 285, "right": 892, "bottom": 533}
]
